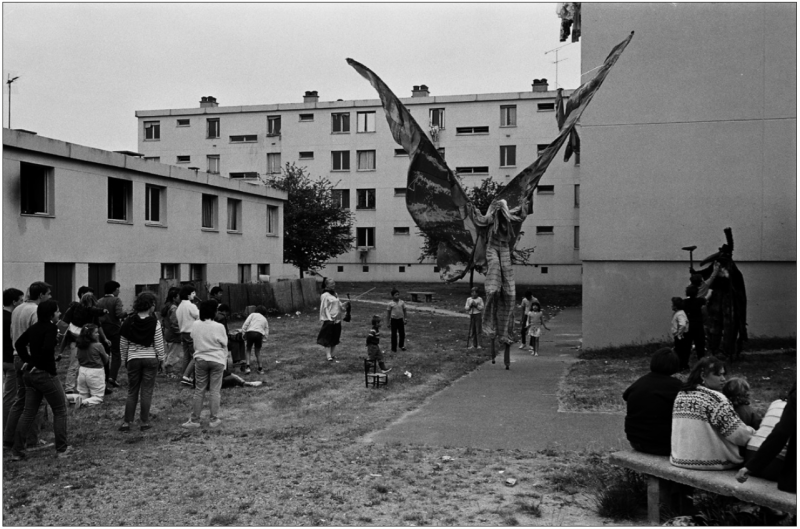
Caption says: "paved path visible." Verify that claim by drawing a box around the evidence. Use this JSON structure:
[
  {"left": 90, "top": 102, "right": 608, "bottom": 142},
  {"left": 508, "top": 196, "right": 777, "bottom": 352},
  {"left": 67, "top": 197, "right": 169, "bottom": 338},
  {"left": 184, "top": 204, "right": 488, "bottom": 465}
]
[{"left": 364, "top": 307, "right": 628, "bottom": 453}]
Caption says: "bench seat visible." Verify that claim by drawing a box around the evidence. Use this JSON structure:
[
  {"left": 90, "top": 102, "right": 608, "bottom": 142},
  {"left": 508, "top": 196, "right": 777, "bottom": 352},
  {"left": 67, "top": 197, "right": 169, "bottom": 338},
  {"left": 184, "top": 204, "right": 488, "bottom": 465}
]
[
  {"left": 610, "top": 450, "right": 796, "bottom": 524},
  {"left": 408, "top": 291, "right": 434, "bottom": 302}
]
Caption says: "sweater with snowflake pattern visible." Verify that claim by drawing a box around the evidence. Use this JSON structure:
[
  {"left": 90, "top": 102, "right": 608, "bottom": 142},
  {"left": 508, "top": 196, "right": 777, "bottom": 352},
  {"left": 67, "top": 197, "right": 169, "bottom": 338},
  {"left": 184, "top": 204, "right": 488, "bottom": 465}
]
[{"left": 670, "top": 385, "right": 755, "bottom": 470}]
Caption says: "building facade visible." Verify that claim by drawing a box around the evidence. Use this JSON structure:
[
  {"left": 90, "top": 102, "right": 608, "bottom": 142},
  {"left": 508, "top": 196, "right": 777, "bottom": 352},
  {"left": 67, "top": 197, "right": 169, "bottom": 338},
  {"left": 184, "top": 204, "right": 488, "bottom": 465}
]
[
  {"left": 3, "top": 128, "right": 288, "bottom": 308},
  {"left": 135, "top": 84, "right": 583, "bottom": 284},
  {"left": 579, "top": 3, "right": 796, "bottom": 347}
]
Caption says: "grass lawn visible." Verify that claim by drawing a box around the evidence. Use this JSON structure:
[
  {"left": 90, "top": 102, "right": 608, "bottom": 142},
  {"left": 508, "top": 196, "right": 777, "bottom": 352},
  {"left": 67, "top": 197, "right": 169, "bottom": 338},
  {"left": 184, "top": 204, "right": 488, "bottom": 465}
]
[{"left": 3, "top": 298, "right": 620, "bottom": 526}]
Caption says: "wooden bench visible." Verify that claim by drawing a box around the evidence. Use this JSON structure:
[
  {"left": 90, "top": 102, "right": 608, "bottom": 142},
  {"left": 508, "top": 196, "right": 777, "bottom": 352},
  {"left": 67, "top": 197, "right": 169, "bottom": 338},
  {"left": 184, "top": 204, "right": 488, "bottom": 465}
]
[
  {"left": 610, "top": 450, "right": 796, "bottom": 525},
  {"left": 364, "top": 358, "right": 388, "bottom": 388},
  {"left": 409, "top": 291, "right": 434, "bottom": 303}
]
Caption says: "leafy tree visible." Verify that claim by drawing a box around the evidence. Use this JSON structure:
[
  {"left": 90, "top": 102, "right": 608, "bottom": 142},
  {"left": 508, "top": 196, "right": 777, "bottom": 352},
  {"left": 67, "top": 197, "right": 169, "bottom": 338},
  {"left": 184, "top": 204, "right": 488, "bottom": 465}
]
[{"left": 261, "top": 163, "right": 355, "bottom": 278}]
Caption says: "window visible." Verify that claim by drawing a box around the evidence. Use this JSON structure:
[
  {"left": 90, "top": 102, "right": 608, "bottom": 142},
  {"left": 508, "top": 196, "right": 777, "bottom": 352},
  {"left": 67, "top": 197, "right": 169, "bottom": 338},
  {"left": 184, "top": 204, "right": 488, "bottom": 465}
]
[
  {"left": 537, "top": 144, "right": 549, "bottom": 156},
  {"left": 230, "top": 172, "right": 259, "bottom": 179},
  {"left": 161, "top": 264, "right": 180, "bottom": 280},
  {"left": 536, "top": 226, "right": 554, "bottom": 234},
  {"left": 399, "top": 266, "right": 406, "bottom": 273},
  {"left": 207, "top": 118, "right": 220, "bottom": 139},
  {"left": 332, "top": 150, "right": 350, "bottom": 171},
  {"left": 267, "top": 205, "right": 279, "bottom": 235},
  {"left": 500, "top": 106, "right": 517, "bottom": 127},
  {"left": 238, "top": 264, "right": 251, "bottom": 283},
  {"left": 394, "top": 148, "right": 408, "bottom": 156},
  {"left": 429, "top": 108, "right": 445, "bottom": 129},
  {"left": 267, "top": 116, "right": 281, "bottom": 136},
  {"left": 20, "top": 162, "right": 54, "bottom": 216},
  {"left": 357, "top": 150, "right": 376, "bottom": 171},
  {"left": 394, "top": 227, "right": 410, "bottom": 235},
  {"left": 537, "top": 102, "right": 555, "bottom": 112},
  {"left": 456, "top": 126, "right": 489, "bottom": 135},
  {"left": 433, "top": 266, "right": 440, "bottom": 273},
  {"left": 145, "top": 184, "right": 165, "bottom": 224},
  {"left": 455, "top": 167, "right": 489, "bottom": 174},
  {"left": 356, "top": 189, "right": 376, "bottom": 210},
  {"left": 144, "top": 121, "right": 160, "bottom": 140},
  {"left": 207, "top": 155, "right": 220, "bottom": 174},
  {"left": 331, "top": 189, "right": 350, "bottom": 209},
  {"left": 332, "top": 112, "right": 350, "bottom": 133},
  {"left": 537, "top": 185, "right": 555, "bottom": 195},
  {"left": 190, "top": 264, "right": 206, "bottom": 282},
  {"left": 177, "top": 155, "right": 190, "bottom": 163},
  {"left": 437, "top": 147, "right": 445, "bottom": 160},
  {"left": 227, "top": 198, "right": 242, "bottom": 232},
  {"left": 267, "top": 153, "right": 282, "bottom": 174},
  {"left": 230, "top": 135, "right": 257, "bottom": 143},
  {"left": 362, "top": 266, "right": 370, "bottom": 273},
  {"left": 177, "top": 118, "right": 190, "bottom": 126},
  {"left": 337, "top": 266, "right": 344, "bottom": 273},
  {"left": 541, "top": 266, "right": 549, "bottom": 274},
  {"left": 574, "top": 151, "right": 581, "bottom": 166},
  {"left": 258, "top": 264, "right": 270, "bottom": 277},
  {"left": 500, "top": 145, "right": 516, "bottom": 167},
  {"left": 574, "top": 226, "right": 580, "bottom": 250},
  {"left": 299, "top": 113, "right": 314, "bottom": 122},
  {"left": 357, "top": 111, "right": 376, "bottom": 133},
  {"left": 299, "top": 151, "right": 314, "bottom": 160},
  {"left": 108, "top": 178, "right": 132, "bottom": 222},
  {"left": 201, "top": 194, "right": 218, "bottom": 229},
  {"left": 574, "top": 184, "right": 580, "bottom": 207},
  {"left": 394, "top": 188, "right": 407, "bottom": 197},
  {"left": 356, "top": 227, "right": 375, "bottom": 247},
  {"left": 144, "top": 156, "right": 160, "bottom": 162}
]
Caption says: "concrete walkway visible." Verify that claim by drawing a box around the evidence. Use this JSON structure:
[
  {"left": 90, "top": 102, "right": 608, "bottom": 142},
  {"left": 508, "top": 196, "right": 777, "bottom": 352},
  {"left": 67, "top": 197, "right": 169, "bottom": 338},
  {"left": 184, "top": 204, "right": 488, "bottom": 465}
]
[{"left": 364, "top": 307, "right": 628, "bottom": 453}]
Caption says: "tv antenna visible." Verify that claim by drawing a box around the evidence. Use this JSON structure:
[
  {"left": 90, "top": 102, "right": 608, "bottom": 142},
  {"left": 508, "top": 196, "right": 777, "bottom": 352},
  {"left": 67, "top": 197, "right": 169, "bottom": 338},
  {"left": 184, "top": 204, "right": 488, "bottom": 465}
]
[
  {"left": 6, "top": 74, "right": 20, "bottom": 129},
  {"left": 544, "top": 43, "right": 572, "bottom": 89}
]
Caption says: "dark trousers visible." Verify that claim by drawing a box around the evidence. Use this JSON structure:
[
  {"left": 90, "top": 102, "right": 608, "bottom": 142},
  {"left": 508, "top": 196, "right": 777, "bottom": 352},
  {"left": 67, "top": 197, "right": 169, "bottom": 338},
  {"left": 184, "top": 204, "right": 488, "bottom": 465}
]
[
  {"left": 13, "top": 369, "right": 67, "bottom": 456},
  {"left": 520, "top": 315, "right": 530, "bottom": 346},
  {"left": 390, "top": 318, "right": 405, "bottom": 352},
  {"left": 124, "top": 358, "right": 159, "bottom": 424},
  {"left": 3, "top": 356, "right": 42, "bottom": 448},
  {"left": 687, "top": 324, "right": 706, "bottom": 359},
  {"left": 102, "top": 331, "right": 122, "bottom": 382},
  {"left": 468, "top": 313, "right": 483, "bottom": 347},
  {"left": 674, "top": 335, "right": 692, "bottom": 369}
]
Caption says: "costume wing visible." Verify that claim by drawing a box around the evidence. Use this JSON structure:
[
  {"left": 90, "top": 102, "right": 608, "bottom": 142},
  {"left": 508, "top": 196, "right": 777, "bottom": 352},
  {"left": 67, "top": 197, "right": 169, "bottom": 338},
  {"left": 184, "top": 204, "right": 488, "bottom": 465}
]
[{"left": 347, "top": 59, "right": 477, "bottom": 282}]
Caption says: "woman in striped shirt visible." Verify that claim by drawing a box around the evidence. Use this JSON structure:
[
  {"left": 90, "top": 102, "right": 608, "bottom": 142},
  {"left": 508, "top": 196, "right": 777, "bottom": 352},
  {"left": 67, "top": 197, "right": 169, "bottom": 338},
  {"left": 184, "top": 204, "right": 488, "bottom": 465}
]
[{"left": 118, "top": 292, "right": 165, "bottom": 432}]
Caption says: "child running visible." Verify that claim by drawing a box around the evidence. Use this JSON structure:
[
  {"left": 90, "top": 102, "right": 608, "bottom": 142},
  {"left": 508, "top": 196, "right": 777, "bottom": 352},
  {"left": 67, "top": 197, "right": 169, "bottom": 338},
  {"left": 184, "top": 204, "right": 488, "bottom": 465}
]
[
  {"left": 241, "top": 305, "right": 269, "bottom": 374},
  {"left": 526, "top": 302, "right": 550, "bottom": 356},
  {"left": 366, "top": 315, "right": 391, "bottom": 373},
  {"left": 723, "top": 378, "right": 763, "bottom": 429},
  {"left": 72, "top": 324, "right": 109, "bottom": 407}
]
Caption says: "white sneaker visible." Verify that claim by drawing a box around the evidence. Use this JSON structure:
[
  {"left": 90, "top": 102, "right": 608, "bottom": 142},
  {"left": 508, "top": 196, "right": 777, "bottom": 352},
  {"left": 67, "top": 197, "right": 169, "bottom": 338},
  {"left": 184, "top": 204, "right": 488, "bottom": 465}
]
[
  {"left": 181, "top": 419, "right": 201, "bottom": 429},
  {"left": 209, "top": 418, "right": 222, "bottom": 428},
  {"left": 518, "top": 344, "right": 525, "bottom": 349}
]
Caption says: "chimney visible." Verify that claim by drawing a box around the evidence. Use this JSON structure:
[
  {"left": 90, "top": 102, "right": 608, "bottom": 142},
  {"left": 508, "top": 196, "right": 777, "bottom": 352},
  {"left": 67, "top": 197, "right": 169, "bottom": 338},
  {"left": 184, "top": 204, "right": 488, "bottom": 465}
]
[
  {"left": 412, "top": 84, "right": 430, "bottom": 97},
  {"left": 531, "top": 79, "right": 549, "bottom": 92},
  {"left": 303, "top": 90, "right": 319, "bottom": 103},
  {"left": 200, "top": 96, "right": 219, "bottom": 108}
]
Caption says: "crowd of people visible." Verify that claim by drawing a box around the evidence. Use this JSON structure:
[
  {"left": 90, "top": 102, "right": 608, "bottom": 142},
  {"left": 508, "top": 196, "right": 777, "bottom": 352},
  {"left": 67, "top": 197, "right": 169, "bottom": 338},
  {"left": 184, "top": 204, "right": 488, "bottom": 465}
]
[{"left": 2, "top": 281, "right": 265, "bottom": 460}]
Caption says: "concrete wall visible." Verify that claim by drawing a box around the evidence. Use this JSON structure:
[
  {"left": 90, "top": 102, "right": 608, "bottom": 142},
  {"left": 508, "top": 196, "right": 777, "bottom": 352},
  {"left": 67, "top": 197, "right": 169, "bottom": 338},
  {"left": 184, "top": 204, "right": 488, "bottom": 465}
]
[
  {"left": 3, "top": 129, "right": 288, "bottom": 308},
  {"left": 579, "top": 4, "right": 796, "bottom": 347},
  {"left": 137, "top": 89, "right": 584, "bottom": 284}
]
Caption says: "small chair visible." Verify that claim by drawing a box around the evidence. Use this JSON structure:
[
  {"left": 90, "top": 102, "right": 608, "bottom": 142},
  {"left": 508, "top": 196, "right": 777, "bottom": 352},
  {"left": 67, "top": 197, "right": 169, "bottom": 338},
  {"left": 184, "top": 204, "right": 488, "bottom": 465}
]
[{"left": 364, "top": 358, "right": 388, "bottom": 388}]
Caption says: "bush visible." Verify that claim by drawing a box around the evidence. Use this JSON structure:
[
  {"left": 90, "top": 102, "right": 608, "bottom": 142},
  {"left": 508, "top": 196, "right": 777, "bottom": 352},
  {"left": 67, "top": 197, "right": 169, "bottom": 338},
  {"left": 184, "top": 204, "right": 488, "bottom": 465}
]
[{"left": 593, "top": 468, "right": 647, "bottom": 520}]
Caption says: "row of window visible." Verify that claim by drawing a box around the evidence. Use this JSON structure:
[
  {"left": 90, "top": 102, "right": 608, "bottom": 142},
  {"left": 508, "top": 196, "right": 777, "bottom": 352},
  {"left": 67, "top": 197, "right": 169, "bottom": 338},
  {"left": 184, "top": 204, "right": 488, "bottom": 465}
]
[
  {"left": 354, "top": 225, "right": 580, "bottom": 249},
  {"left": 161, "top": 263, "right": 272, "bottom": 284},
  {"left": 336, "top": 264, "right": 553, "bottom": 274},
  {"left": 143, "top": 102, "right": 554, "bottom": 141},
  {"left": 19, "top": 162, "right": 280, "bottom": 235}
]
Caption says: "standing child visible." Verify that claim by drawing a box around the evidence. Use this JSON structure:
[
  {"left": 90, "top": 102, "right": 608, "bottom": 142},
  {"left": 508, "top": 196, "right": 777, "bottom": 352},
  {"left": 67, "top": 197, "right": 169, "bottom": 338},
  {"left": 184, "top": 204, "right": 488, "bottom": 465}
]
[
  {"left": 723, "top": 378, "right": 763, "bottom": 429},
  {"left": 517, "top": 291, "right": 538, "bottom": 349},
  {"left": 366, "top": 315, "right": 391, "bottom": 373},
  {"left": 72, "top": 324, "right": 109, "bottom": 407},
  {"left": 464, "top": 287, "right": 484, "bottom": 349},
  {"left": 386, "top": 289, "right": 408, "bottom": 352},
  {"left": 671, "top": 297, "right": 691, "bottom": 370},
  {"left": 160, "top": 287, "right": 182, "bottom": 379},
  {"left": 526, "top": 302, "right": 550, "bottom": 356},
  {"left": 684, "top": 285, "right": 707, "bottom": 361},
  {"left": 241, "top": 305, "right": 269, "bottom": 374}
]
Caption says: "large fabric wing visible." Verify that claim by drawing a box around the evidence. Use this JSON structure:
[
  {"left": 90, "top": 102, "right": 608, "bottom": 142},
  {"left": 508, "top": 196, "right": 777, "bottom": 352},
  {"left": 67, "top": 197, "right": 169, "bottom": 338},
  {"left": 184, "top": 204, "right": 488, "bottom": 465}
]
[{"left": 347, "top": 58, "right": 477, "bottom": 281}]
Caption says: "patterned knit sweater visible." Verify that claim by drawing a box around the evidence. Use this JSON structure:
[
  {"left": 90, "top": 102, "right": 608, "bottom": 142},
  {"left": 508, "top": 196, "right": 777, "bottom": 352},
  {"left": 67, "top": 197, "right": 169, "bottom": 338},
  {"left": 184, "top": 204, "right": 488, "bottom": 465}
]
[{"left": 671, "top": 385, "right": 755, "bottom": 470}]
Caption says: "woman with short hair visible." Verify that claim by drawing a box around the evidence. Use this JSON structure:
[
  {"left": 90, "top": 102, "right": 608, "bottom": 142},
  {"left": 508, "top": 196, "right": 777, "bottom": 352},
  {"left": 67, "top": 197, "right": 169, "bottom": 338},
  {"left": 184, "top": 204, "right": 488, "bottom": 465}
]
[
  {"left": 316, "top": 279, "right": 349, "bottom": 362},
  {"left": 183, "top": 300, "right": 227, "bottom": 429}
]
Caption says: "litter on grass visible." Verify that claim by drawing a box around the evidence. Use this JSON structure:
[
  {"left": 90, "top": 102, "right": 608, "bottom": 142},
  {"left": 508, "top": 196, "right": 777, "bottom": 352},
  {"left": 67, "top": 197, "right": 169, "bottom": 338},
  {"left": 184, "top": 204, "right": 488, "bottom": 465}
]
[
  {"left": 505, "top": 478, "right": 517, "bottom": 487},
  {"left": 404, "top": 371, "right": 412, "bottom": 378}
]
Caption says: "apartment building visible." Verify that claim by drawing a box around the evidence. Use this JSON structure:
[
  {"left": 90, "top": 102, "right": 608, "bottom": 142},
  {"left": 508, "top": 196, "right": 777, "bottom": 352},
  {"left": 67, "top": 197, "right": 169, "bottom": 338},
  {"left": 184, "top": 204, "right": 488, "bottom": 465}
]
[
  {"left": 3, "top": 128, "right": 288, "bottom": 308},
  {"left": 579, "top": 3, "right": 796, "bottom": 347},
  {"left": 135, "top": 83, "right": 582, "bottom": 284}
]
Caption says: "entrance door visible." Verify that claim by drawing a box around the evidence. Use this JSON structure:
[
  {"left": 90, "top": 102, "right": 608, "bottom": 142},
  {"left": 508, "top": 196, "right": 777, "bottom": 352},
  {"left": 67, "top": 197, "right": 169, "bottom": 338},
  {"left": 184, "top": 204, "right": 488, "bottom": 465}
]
[
  {"left": 88, "top": 263, "right": 115, "bottom": 297},
  {"left": 44, "top": 263, "right": 74, "bottom": 306}
]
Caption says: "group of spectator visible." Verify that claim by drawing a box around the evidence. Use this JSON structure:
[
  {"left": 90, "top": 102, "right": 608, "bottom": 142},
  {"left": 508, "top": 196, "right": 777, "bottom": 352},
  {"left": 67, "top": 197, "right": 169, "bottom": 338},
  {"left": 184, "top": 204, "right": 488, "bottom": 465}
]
[{"left": 624, "top": 348, "right": 795, "bottom": 495}]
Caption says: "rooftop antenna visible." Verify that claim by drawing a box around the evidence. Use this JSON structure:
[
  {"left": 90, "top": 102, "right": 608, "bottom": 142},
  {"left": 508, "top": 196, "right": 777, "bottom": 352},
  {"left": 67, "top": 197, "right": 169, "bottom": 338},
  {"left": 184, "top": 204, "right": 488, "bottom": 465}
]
[
  {"left": 6, "top": 74, "right": 20, "bottom": 129},
  {"left": 544, "top": 43, "right": 572, "bottom": 89}
]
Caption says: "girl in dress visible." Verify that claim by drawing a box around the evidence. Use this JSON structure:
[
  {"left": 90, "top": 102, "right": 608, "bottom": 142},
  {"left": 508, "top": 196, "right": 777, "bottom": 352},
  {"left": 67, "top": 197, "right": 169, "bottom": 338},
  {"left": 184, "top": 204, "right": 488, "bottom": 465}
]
[{"left": 526, "top": 302, "right": 550, "bottom": 356}]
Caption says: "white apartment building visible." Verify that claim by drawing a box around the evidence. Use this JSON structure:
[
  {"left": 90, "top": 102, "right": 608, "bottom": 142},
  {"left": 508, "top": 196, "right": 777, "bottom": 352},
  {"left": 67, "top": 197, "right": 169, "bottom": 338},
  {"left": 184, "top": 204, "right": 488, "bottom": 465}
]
[{"left": 136, "top": 83, "right": 581, "bottom": 284}]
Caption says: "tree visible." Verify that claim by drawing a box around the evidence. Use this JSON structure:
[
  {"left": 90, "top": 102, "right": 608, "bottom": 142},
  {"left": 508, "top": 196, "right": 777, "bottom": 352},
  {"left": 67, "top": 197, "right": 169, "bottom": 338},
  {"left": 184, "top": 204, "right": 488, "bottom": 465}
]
[{"left": 261, "top": 163, "right": 355, "bottom": 278}]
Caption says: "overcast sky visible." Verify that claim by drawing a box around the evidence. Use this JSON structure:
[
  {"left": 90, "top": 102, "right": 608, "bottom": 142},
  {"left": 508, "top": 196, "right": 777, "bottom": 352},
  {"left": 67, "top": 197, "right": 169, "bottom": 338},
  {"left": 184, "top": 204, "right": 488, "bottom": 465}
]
[{"left": 3, "top": 3, "right": 581, "bottom": 152}]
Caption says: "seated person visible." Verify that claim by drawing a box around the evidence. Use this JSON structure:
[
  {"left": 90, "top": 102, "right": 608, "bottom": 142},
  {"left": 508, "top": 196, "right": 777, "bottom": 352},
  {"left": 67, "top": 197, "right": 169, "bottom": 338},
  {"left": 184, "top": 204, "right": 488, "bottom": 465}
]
[
  {"left": 222, "top": 353, "right": 262, "bottom": 389},
  {"left": 622, "top": 348, "right": 682, "bottom": 456},
  {"left": 671, "top": 356, "right": 755, "bottom": 470},
  {"left": 736, "top": 384, "right": 796, "bottom": 493},
  {"left": 722, "top": 377, "right": 762, "bottom": 429}
]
